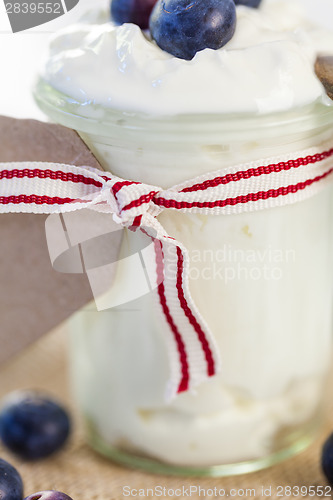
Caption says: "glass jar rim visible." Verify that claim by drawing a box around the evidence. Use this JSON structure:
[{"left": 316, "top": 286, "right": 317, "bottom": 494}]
[{"left": 34, "top": 77, "right": 333, "bottom": 139}]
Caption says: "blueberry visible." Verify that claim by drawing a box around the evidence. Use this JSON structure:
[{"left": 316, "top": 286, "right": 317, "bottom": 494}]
[
  {"left": 234, "top": 0, "right": 262, "bottom": 7},
  {"left": 111, "top": 0, "right": 158, "bottom": 29},
  {"left": 0, "top": 392, "right": 71, "bottom": 460},
  {"left": 24, "top": 492, "right": 73, "bottom": 500},
  {"left": 149, "top": 0, "right": 236, "bottom": 60},
  {"left": 0, "top": 458, "right": 24, "bottom": 500},
  {"left": 322, "top": 433, "right": 333, "bottom": 484}
]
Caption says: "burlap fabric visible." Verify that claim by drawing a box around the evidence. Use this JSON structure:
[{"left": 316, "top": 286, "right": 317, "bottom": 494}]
[{"left": 0, "top": 326, "right": 332, "bottom": 500}]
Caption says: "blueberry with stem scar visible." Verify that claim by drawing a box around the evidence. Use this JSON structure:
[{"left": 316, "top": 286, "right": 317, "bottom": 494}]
[
  {"left": 149, "top": 0, "right": 237, "bottom": 60},
  {"left": 24, "top": 492, "right": 73, "bottom": 500}
]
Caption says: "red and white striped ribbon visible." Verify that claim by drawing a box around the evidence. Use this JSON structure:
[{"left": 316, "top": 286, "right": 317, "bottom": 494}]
[{"left": 1, "top": 138, "right": 333, "bottom": 399}]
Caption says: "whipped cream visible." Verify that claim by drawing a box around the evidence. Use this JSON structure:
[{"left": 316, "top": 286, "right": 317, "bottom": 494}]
[{"left": 42, "top": 0, "right": 333, "bottom": 115}]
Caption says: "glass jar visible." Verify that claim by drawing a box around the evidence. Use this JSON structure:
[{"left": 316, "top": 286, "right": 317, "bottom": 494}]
[{"left": 35, "top": 79, "right": 333, "bottom": 476}]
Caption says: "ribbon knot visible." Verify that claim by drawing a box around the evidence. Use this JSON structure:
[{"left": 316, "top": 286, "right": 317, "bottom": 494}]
[
  {"left": 96, "top": 176, "right": 162, "bottom": 228},
  {"left": 0, "top": 139, "right": 333, "bottom": 400}
]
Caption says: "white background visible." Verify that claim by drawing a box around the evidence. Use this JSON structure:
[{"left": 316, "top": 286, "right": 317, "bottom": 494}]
[
  {"left": 0, "top": 0, "right": 107, "bottom": 120},
  {"left": 0, "top": 0, "right": 332, "bottom": 121}
]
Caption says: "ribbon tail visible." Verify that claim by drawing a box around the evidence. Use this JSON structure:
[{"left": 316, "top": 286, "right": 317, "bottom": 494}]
[
  {"left": 140, "top": 214, "right": 221, "bottom": 401},
  {"left": 0, "top": 161, "right": 114, "bottom": 215}
]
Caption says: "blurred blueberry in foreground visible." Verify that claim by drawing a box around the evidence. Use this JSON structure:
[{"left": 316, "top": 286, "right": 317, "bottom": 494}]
[
  {"left": 0, "top": 391, "right": 71, "bottom": 460},
  {"left": 322, "top": 432, "right": 333, "bottom": 484},
  {"left": 0, "top": 458, "right": 24, "bottom": 500},
  {"left": 24, "top": 492, "right": 73, "bottom": 500}
]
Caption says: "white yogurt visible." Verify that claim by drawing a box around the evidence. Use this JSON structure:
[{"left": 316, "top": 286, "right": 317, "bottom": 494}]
[
  {"left": 38, "top": 0, "right": 333, "bottom": 468},
  {"left": 66, "top": 114, "right": 333, "bottom": 467},
  {"left": 42, "top": 1, "right": 333, "bottom": 115},
  {"left": 69, "top": 183, "right": 333, "bottom": 465}
]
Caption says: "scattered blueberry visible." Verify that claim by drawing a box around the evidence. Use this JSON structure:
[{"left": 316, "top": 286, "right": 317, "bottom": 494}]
[
  {"left": 0, "top": 458, "right": 24, "bottom": 500},
  {"left": 322, "top": 432, "right": 333, "bottom": 484},
  {"left": 111, "top": 0, "right": 158, "bottom": 29},
  {"left": 149, "top": 0, "right": 237, "bottom": 60},
  {"left": 24, "top": 492, "right": 73, "bottom": 500},
  {"left": 0, "top": 391, "right": 71, "bottom": 460},
  {"left": 234, "top": 0, "right": 262, "bottom": 7}
]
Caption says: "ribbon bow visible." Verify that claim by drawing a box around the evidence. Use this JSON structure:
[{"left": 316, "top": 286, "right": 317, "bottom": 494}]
[
  {"left": 1, "top": 138, "right": 333, "bottom": 399},
  {"left": 95, "top": 177, "right": 162, "bottom": 225}
]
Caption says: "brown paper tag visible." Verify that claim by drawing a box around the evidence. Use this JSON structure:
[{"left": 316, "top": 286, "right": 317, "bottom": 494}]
[
  {"left": 315, "top": 56, "right": 333, "bottom": 100},
  {"left": 0, "top": 116, "right": 120, "bottom": 365}
]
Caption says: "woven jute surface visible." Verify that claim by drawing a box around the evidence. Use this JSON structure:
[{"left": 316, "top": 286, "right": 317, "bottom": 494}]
[{"left": 0, "top": 326, "right": 332, "bottom": 500}]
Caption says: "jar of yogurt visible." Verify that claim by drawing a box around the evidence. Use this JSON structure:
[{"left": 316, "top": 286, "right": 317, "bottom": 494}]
[{"left": 35, "top": 0, "right": 333, "bottom": 475}]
